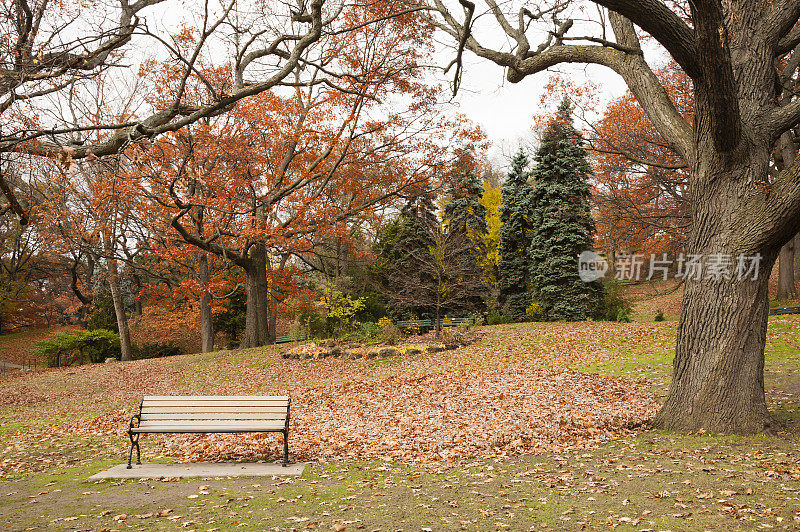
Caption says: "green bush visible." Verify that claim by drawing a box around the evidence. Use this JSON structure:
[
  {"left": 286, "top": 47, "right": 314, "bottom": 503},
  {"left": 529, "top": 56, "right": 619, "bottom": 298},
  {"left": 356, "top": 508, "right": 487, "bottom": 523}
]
[
  {"left": 487, "top": 311, "right": 515, "bottom": 325},
  {"left": 597, "top": 279, "right": 633, "bottom": 321},
  {"left": 525, "top": 302, "right": 544, "bottom": 321},
  {"left": 133, "top": 341, "right": 183, "bottom": 360},
  {"left": 344, "top": 321, "right": 381, "bottom": 343},
  {"left": 616, "top": 308, "right": 632, "bottom": 323},
  {"left": 654, "top": 310, "right": 665, "bottom": 322},
  {"left": 36, "top": 329, "right": 121, "bottom": 367}
]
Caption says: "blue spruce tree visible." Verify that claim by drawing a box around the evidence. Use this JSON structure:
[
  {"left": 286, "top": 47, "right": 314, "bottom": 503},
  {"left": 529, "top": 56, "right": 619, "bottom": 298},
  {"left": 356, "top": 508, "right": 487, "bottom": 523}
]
[
  {"left": 497, "top": 148, "right": 534, "bottom": 319},
  {"left": 528, "top": 100, "right": 601, "bottom": 320}
]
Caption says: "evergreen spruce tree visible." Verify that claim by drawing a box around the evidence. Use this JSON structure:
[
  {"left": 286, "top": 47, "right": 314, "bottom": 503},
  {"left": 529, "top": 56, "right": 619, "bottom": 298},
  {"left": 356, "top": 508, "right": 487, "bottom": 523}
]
[
  {"left": 528, "top": 100, "right": 601, "bottom": 321},
  {"left": 373, "top": 195, "right": 437, "bottom": 319},
  {"left": 443, "top": 159, "right": 488, "bottom": 241},
  {"left": 442, "top": 154, "right": 488, "bottom": 314},
  {"left": 497, "top": 148, "right": 534, "bottom": 318}
]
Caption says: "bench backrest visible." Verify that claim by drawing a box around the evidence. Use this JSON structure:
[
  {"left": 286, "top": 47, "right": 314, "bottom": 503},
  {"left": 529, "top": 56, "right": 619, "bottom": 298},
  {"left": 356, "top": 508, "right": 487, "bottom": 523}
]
[{"left": 139, "top": 396, "right": 289, "bottom": 424}]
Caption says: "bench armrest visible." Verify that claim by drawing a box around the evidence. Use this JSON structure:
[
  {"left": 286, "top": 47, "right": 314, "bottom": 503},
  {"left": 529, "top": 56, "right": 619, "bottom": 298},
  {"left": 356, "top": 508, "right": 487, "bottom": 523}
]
[{"left": 128, "top": 413, "right": 140, "bottom": 433}]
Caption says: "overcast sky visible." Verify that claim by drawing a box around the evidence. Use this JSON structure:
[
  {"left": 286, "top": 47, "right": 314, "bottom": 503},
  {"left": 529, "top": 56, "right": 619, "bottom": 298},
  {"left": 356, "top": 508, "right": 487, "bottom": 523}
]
[{"left": 451, "top": 57, "right": 630, "bottom": 166}]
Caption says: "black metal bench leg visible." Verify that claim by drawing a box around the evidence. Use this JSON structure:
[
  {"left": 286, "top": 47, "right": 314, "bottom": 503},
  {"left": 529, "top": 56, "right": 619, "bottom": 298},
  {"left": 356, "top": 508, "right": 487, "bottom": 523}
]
[
  {"left": 127, "top": 433, "right": 141, "bottom": 469},
  {"left": 127, "top": 434, "right": 135, "bottom": 469},
  {"left": 283, "top": 431, "right": 288, "bottom": 467}
]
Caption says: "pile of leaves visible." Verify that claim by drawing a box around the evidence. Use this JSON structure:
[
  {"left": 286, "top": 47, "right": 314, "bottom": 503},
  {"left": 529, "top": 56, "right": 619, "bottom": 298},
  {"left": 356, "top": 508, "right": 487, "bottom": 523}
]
[
  {"left": 54, "top": 337, "right": 658, "bottom": 463},
  {"left": 161, "top": 369, "right": 657, "bottom": 464}
]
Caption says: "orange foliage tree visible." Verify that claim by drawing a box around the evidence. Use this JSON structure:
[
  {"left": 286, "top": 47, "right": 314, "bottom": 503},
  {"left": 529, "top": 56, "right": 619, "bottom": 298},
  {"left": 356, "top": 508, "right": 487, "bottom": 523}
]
[
  {"left": 125, "top": 8, "right": 479, "bottom": 348},
  {"left": 589, "top": 63, "right": 693, "bottom": 264}
]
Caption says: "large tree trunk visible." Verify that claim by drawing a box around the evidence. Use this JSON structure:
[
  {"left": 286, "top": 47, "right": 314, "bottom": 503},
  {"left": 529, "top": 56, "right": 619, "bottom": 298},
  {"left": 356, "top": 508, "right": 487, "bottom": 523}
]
[
  {"left": 654, "top": 259, "right": 776, "bottom": 433},
  {"left": 241, "top": 243, "right": 270, "bottom": 349},
  {"left": 198, "top": 254, "right": 215, "bottom": 353},
  {"left": 653, "top": 145, "right": 780, "bottom": 433},
  {"left": 777, "top": 240, "right": 797, "bottom": 300}
]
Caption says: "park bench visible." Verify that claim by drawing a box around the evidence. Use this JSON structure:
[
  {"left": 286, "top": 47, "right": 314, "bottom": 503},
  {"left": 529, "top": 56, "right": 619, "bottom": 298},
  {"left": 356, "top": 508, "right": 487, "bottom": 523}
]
[
  {"left": 440, "top": 317, "right": 475, "bottom": 328},
  {"left": 275, "top": 334, "right": 308, "bottom": 344},
  {"left": 395, "top": 317, "right": 475, "bottom": 331},
  {"left": 769, "top": 306, "right": 800, "bottom": 316},
  {"left": 127, "top": 395, "right": 291, "bottom": 469},
  {"left": 395, "top": 319, "right": 433, "bottom": 330}
]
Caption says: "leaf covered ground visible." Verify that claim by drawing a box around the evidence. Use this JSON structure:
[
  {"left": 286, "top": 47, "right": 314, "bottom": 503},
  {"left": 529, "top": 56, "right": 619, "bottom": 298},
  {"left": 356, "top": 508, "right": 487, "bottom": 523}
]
[{"left": 1, "top": 318, "right": 800, "bottom": 530}]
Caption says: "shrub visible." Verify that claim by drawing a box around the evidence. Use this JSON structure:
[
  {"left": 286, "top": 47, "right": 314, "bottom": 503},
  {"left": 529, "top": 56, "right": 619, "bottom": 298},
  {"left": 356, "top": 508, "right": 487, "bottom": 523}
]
[
  {"left": 597, "top": 279, "right": 633, "bottom": 321},
  {"left": 359, "top": 321, "right": 379, "bottom": 340},
  {"left": 36, "top": 329, "right": 121, "bottom": 367},
  {"left": 378, "top": 317, "right": 401, "bottom": 345},
  {"left": 616, "top": 308, "right": 632, "bottom": 323},
  {"left": 321, "top": 285, "right": 366, "bottom": 338},
  {"left": 133, "top": 341, "right": 183, "bottom": 360},
  {"left": 487, "top": 311, "right": 515, "bottom": 325},
  {"left": 525, "top": 302, "right": 545, "bottom": 321},
  {"left": 654, "top": 310, "right": 665, "bottom": 322},
  {"left": 438, "top": 327, "right": 456, "bottom": 344}
]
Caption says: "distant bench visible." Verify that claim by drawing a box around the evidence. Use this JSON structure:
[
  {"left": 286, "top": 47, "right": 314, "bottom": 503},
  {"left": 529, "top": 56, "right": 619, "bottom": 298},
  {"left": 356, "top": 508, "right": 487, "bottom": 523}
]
[
  {"left": 127, "top": 396, "right": 291, "bottom": 468},
  {"left": 769, "top": 306, "right": 800, "bottom": 316},
  {"left": 395, "top": 317, "right": 475, "bottom": 331},
  {"left": 274, "top": 334, "right": 308, "bottom": 344}
]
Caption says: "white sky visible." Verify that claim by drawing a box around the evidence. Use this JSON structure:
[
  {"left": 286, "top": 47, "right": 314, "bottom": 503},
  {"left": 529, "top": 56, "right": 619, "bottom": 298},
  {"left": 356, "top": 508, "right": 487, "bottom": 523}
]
[{"left": 450, "top": 56, "right": 629, "bottom": 165}]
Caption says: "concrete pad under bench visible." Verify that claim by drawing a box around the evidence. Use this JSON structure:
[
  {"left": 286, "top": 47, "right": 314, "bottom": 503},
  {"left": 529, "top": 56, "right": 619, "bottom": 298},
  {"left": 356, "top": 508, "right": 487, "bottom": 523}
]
[{"left": 89, "top": 462, "right": 305, "bottom": 480}]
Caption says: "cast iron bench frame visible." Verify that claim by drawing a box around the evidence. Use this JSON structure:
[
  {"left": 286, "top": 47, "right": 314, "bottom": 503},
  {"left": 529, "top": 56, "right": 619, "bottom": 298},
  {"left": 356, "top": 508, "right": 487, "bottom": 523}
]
[{"left": 127, "top": 395, "right": 291, "bottom": 468}]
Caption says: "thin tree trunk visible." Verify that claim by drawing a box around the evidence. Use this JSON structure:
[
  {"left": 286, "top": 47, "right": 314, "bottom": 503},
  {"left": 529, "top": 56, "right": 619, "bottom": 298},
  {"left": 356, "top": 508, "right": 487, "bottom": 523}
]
[
  {"left": 198, "top": 254, "right": 214, "bottom": 353},
  {"left": 241, "top": 243, "right": 270, "bottom": 348},
  {"left": 795, "top": 233, "right": 800, "bottom": 278},
  {"left": 106, "top": 257, "right": 133, "bottom": 362}
]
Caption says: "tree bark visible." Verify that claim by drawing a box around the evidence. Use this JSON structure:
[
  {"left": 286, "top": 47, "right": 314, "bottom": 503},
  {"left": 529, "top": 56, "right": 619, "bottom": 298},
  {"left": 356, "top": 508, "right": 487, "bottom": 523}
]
[
  {"left": 653, "top": 146, "right": 780, "bottom": 433},
  {"left": 198, "top": 253, "right": 215, "bottom": 353},
  {"left": 241, "top": 243, "right": 270, "bottom": 349},
  {"left": 777, "top": 239, "right": 797, "bottom": 300},
  {"left": 795, "top": 233, "right": 800, "bottom": 277},
  {"left": 777, "top": 132, "right": 798, "bottom": 300}
]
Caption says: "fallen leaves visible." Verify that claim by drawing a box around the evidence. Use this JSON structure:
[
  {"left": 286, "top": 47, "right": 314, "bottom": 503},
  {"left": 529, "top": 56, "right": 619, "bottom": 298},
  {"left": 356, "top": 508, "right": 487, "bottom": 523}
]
[{"left": 3, "top": 323, "right": 667, "bottom": 466}]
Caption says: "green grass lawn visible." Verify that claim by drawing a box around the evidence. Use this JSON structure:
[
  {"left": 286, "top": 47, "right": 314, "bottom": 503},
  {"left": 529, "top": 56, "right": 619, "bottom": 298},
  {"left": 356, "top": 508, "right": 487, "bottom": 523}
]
[{"left": 1, "top": 319, "right": 800, "bottom": 530}]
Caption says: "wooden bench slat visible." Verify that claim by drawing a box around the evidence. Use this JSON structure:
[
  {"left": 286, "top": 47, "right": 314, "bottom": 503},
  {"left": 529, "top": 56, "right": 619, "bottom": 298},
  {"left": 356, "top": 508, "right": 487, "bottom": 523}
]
[
  {"left": 143, "top": 401, "right": 289, "bottom": 408},
  {"left": 141, "top": 413, "right": 287, "bottom": 420},
  {"left": 144, "top": 396, "right": 289, "bottom": 401},
  {"left": 133, "top": 421, "right": 285, "bottom": 433},
  {"left": 142, "top": 406, "right": 289, "bottom": 414}
]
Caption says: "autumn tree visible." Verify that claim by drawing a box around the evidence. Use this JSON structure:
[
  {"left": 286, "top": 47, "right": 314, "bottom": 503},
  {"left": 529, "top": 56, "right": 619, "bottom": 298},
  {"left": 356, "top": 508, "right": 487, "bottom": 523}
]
[
  {"left": 428, "top": 0, "right": 800, "bottom": 433},
  {"left": 588, "top": 63, "right": 692, "bottom": 263},
  {"left": 478, "top": 173, "right": 501, "bottom": 295},
  {"left": 497, "top": 149, "right": 534, "bottom": 319},
  {"left": 376, "top": 199, "right": 485, "bottom": 333},
  {"left": 0, "top": 0, "right": 433, "bottom": 220},
  {"left": 128, "top": 7, "right": 470, "bottom": 348}
]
